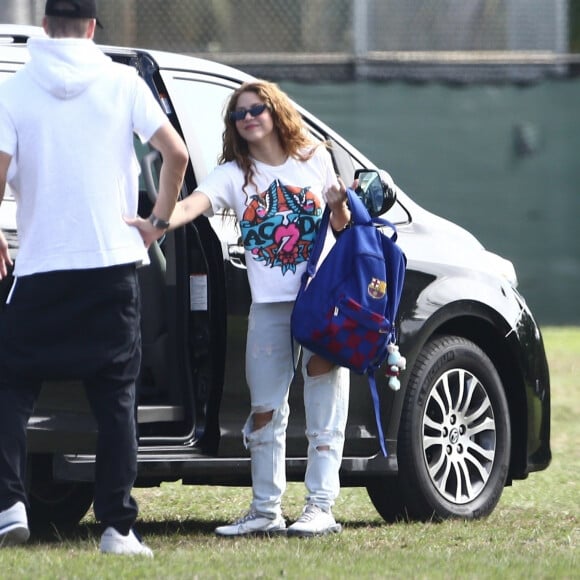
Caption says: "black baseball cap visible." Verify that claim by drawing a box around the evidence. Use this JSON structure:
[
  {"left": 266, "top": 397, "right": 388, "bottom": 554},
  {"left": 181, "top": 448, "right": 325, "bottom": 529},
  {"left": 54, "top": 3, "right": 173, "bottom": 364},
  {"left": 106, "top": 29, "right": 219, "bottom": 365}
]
[{"left": 45, "top": 0, "right": 103, "bottom": 28}]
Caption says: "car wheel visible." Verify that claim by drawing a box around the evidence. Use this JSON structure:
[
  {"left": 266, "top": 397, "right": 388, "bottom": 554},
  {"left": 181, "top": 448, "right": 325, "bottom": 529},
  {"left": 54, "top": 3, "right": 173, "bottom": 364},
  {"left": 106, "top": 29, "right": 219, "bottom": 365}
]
[
  {"left": 27, "top": 454, "right": 94, "bottom": 528},
  {"left": 366, "top": 476, "right": 409, "bottom": 522},
  {"left": 398, "top": 335, "right": 511, "bottom": 520}
]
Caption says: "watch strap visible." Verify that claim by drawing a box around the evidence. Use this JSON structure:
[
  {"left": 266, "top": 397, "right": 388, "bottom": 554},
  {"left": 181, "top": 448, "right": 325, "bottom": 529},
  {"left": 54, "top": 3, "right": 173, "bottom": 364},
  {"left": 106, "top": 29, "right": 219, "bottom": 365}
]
[{"left": 149, "top": 213, "right": 170, "bottom": 230}]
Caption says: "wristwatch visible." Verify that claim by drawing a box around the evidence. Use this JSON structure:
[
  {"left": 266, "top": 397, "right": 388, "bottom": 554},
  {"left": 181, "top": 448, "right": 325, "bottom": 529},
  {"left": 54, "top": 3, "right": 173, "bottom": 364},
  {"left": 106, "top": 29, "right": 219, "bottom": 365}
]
[{"left": 148, "top": 213, "right": 170, "bottom": 230}]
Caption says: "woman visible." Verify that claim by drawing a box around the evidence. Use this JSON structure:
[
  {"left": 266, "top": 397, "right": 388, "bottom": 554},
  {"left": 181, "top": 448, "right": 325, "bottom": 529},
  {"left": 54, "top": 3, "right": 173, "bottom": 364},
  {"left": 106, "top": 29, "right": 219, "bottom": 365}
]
[{"left": 131, "top": 80, "right": 351, "bottom": 537}]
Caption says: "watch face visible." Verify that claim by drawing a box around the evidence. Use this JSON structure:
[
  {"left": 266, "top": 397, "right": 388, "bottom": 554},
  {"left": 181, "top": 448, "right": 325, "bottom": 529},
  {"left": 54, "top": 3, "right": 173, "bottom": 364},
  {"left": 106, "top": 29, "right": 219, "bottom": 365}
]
[{"left": 150, "top": 215, "right": 170, "bottom": 230}]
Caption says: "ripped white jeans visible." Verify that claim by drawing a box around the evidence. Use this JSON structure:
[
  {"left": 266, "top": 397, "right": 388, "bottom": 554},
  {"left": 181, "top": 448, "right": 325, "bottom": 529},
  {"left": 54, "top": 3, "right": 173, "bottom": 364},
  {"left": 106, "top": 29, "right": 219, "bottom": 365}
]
[{"left": 244, "top": 301, "right": 350, "bottom": 518}]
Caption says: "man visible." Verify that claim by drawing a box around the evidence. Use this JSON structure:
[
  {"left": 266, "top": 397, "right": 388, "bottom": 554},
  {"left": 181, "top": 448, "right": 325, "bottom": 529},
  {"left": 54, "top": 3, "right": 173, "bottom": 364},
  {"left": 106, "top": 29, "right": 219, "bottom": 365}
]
[{"left": 0, "top": 0, "right": 189, "bottom": 556}]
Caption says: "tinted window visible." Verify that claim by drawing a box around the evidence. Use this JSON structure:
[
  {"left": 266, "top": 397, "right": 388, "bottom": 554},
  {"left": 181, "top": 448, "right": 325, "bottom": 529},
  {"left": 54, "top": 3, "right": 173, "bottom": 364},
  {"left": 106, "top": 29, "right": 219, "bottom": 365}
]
[{"left": 159, "top": 72, "right": 234, "bottom": 183}]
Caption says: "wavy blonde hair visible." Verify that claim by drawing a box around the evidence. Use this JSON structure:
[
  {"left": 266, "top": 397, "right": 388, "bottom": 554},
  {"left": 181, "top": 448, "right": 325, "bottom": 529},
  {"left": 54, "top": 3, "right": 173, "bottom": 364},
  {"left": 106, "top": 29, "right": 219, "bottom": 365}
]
[{"left": 219, "top": 80, "right": 321, "bottom": 195}]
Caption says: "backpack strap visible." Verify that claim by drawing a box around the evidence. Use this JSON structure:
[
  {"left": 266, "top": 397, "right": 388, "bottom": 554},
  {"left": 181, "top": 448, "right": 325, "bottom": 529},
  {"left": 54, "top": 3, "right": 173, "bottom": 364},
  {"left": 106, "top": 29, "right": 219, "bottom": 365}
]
[
  {"left": 346, "top": 188, "right": 372, "bottom": 226},
  {"left": 372, "top": 216, "right": 398, "bottom": 242},
  {"left": 292, "top": 205, "right": 330, "bottom": 372},
  {"left": 303, "top": 205, "right": 331, "bottom": 278},
  {"left": 347, "top": 187, "right": 399, "bottom": 239},
  {"left": 367, "top": 371, "right": 388, "bottom": 457}
]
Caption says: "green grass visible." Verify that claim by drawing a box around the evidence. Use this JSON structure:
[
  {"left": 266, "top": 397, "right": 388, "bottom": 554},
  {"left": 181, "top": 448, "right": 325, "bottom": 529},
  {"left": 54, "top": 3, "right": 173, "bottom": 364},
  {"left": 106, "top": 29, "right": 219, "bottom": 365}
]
[{"left": 1, "top": 327, "right": 578, "bottom": 579}]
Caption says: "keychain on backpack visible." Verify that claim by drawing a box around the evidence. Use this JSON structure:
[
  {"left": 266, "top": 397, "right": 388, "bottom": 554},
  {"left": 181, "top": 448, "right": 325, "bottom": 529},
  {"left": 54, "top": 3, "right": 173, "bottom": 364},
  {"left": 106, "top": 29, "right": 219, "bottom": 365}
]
[{"left": 384, "top": 343, "right": 406, "bottom": 391}]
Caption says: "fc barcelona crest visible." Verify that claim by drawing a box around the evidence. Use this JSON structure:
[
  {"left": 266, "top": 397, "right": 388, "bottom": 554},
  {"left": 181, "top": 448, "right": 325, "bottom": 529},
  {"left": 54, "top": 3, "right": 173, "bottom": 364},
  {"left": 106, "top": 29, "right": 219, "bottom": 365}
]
[{"left": 368, "top": 277, "right": 387, "bottom": 299}]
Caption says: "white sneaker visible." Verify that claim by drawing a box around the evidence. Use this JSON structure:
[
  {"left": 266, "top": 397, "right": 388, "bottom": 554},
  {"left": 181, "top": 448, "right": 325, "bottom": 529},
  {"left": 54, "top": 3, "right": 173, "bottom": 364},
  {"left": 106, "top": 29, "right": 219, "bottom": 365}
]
[
  {"left": 215, "top": 509, "right": 287, "bottom": 537},
  {"left": 0, "top": 501, "right": 30, "bottom": 547},
  {"left": 99, "top": 527, "right": 153, "bottom": 557},
  {"left": 287, "top": 504, "right": 342, "bottom": 537}
]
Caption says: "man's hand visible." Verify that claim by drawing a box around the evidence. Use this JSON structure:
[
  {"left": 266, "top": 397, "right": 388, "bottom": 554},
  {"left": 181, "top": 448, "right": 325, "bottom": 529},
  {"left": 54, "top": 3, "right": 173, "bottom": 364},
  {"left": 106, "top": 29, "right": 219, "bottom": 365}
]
[{"left": 0, "top": 229, "right": 13, "bottom": 280}]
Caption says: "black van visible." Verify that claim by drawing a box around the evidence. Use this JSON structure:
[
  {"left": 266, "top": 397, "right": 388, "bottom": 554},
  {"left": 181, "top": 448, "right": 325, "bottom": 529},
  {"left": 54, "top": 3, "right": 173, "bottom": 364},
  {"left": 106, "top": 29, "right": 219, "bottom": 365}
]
[{"left": 0, "top": 25, "right": 550, "bottom": 526}]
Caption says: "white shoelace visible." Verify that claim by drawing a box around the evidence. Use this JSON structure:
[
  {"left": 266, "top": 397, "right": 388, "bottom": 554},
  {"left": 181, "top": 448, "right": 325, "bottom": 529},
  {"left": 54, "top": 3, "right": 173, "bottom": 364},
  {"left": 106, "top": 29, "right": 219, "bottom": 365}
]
[
  {"left": 233, "top": 510, "right": 259, "bottom": 524},
  {"left": 297, "top": 504, "right": 323, "bottom": 522}
]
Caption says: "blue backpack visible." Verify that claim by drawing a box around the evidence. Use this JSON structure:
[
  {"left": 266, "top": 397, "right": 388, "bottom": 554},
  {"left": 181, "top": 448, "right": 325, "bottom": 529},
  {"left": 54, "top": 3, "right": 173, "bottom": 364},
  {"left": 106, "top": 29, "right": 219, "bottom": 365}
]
[{"left": 291, "top": 188, "right": 406, "bottom": 456}]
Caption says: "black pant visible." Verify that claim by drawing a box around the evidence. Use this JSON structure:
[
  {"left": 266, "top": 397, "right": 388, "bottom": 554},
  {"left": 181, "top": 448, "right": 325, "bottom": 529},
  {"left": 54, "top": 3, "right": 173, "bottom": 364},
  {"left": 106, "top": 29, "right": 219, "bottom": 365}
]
[{"left": 0, "top": 264, "right": 141, "bottom": 534}]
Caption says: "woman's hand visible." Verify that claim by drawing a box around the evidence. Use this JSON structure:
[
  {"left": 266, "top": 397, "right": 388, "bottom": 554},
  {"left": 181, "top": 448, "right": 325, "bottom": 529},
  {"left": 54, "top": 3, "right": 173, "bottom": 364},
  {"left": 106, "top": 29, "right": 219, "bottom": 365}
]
[
  {"left": 124, "top": 215, "right": 164, "bottom": 249},
  {"left": 326, "top": 177, "right": 351, "bottom": 232},
  {"left": 325, "top": 176, "right": 347, "bottom": 211}
]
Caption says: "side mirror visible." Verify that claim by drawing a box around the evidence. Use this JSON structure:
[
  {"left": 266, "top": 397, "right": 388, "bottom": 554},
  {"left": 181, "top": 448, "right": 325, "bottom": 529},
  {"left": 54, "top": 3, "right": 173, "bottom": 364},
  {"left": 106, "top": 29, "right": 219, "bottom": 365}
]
[{"left": 354, "top": 168, "right": 397, "bottom": 217}]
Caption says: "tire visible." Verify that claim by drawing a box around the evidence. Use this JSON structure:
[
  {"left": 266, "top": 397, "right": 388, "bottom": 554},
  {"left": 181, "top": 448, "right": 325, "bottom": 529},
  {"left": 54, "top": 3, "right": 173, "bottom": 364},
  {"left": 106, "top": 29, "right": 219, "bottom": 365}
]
[
  {"left": 398, "top": 335, "right": 511, "bottom": 521},
  {"left": 27, "top": 454, "right": 94, "bottom": 528},
  {"left": 366, "top": 476, "right": 409, "bottom": 522}
]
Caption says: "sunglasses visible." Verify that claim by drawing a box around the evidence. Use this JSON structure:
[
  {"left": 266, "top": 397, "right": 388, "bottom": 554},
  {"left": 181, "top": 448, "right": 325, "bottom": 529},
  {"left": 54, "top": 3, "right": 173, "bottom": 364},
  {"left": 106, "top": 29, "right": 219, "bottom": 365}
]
[{"left": 229, "top": 103, "right": 269, "bottom": 122}]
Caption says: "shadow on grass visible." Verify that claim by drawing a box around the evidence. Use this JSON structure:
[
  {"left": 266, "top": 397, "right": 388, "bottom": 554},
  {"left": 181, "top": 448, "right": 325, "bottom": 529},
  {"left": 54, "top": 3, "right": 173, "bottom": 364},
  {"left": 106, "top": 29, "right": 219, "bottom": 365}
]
[
  {"left": 26, "top": 516, "right": 388, "bottom": 546},
  {"left": 27, "top": 518, "right": 215, "bottom": 544}
]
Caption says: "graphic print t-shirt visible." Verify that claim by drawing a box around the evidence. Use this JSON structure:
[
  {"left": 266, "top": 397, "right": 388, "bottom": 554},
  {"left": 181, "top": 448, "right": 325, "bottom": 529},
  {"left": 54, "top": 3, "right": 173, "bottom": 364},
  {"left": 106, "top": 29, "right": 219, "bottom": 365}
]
[{"left": 198, "top": 146, "right": 337, "bottom": 303}]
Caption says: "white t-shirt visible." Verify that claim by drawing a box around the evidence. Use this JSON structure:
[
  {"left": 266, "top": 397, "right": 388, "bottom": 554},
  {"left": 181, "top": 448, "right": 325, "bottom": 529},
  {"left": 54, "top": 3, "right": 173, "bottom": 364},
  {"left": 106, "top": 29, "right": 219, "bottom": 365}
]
[
  {"left": 199, "top": 146, "right": 337, "bottom": 303},
  {"left": 0, "top": 38, "right": 168, "bottom": 276}
]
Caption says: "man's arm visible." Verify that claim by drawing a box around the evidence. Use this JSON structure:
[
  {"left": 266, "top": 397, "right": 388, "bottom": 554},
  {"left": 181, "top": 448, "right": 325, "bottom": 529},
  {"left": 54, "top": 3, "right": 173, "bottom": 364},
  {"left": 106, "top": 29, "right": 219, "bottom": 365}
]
[
  {"left": 147, "top": 122, "right": 189, "bottom": 227},
  {"left": 0, "top": 151, "right": 9, "bottom": 205},
  {"left": 0, "top": 151, "right": 13, "bottom": 280}
]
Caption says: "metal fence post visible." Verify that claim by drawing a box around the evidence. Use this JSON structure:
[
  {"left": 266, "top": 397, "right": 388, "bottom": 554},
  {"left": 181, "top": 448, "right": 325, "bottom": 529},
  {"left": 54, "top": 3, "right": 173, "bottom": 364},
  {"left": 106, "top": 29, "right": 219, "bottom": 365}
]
[
  {"left": 353, "top": 0, "right": 369, "bottom": 78},
  {"left": 555, "top": 0, "right": 570, "bottom": 53}
]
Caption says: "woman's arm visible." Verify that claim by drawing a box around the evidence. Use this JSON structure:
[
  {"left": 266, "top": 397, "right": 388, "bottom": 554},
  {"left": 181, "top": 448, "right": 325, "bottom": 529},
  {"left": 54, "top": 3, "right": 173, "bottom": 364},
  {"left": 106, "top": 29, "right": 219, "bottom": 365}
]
[
  {"left": 169, "top": 190, "right": 212, "bottom": 230},
  {"left": 126, "top": 190, "right": 212, "bottom": 248}
]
